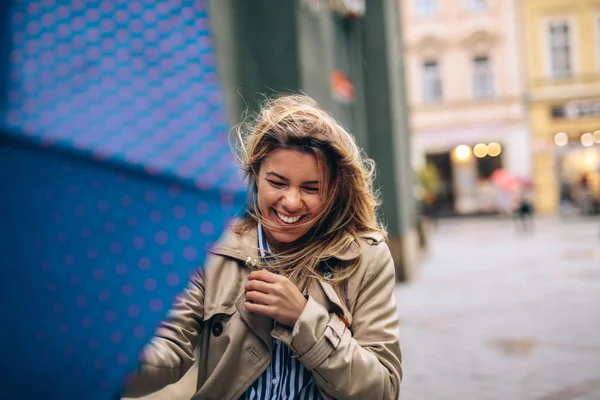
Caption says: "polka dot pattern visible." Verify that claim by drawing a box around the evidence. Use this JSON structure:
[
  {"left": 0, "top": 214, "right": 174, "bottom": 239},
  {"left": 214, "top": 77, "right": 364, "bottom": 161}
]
[
  {"left": 0, "top": 0, "right": 245, "bottom": 398},
  {"left": 0, "top": 0, "right": 245, "bottom": 194},
  {"left": 0, "top": 133, "right": 244, "bottom": 400}
]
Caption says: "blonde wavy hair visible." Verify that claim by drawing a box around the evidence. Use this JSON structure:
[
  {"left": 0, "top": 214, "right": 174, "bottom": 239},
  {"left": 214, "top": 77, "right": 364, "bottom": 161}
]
[{"left": 233, "top": 94, "right": 386, "bottom": 294}]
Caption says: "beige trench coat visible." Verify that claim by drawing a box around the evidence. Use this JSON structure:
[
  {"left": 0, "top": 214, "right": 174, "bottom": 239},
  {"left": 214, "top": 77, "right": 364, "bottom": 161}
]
[{"left": 125, "top": 224, "right": 402, "bottom": 400}]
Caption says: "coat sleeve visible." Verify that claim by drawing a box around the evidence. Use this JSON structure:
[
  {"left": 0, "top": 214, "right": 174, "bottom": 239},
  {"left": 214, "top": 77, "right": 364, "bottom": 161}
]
[
  {"left": 123, "top": 268, "right": 205, "bottom": 398},
  {"left": 290, "top": 243, "right": 402, "bottom": 400}
]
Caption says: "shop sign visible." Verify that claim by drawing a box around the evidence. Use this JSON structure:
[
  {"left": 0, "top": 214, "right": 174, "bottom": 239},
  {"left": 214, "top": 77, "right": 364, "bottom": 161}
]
[
  {"left": 331, "top": 69, "right": 355, "bottom": 103},
  {"left": 551, "top": 99, "right": 600, "bottom": 120}
]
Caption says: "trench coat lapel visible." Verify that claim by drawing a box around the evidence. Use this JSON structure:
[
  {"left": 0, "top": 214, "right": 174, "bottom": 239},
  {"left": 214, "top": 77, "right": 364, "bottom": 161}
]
[{"left": 235, "top": 289, "right": 273, "bottom": 351}]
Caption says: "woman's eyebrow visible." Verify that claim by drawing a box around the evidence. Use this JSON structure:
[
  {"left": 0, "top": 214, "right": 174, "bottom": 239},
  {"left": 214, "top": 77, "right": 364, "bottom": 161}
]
[
  {"left": 266, "top": 172, "right": 289, "bottom": 181},
  {"left": 265, "top": 172, "right": 319, "bottom": 185}
]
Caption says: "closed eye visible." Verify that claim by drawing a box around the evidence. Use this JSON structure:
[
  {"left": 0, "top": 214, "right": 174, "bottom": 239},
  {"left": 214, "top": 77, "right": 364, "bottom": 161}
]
[
  {"left": 267, "top": 179, "right": 286, "bottom": 188},
  {"left": 303, "top": 186, "right": 319, "bottom": 194}
]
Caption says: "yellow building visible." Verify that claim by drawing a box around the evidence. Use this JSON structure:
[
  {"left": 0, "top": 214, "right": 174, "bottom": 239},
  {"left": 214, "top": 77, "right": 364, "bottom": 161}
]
[{"left": 522, "top": 0, "right": 600, "bottom": 214}]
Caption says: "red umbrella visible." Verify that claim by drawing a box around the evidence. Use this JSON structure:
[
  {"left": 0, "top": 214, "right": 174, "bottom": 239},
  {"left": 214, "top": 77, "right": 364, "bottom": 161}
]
[{"left": 491, "top": 169, "right": 520, "bottom": 191}]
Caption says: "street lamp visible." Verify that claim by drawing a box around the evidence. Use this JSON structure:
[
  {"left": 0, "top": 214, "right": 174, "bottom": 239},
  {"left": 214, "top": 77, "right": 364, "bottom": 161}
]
[
  {"left": 473, "top": 143, "right": 488, "bottom": 158},
  {"left": 454, "top": 144, "right": 472, "bottom": 161},
  {"left": 581, "top": 133, "right": 594, "bottom": 147},
  {"left": 488, "top": 142, "right": 502, "bottom": 157},
  {"left": 554, "top": 132, "right": 568, "bottom": 146}
]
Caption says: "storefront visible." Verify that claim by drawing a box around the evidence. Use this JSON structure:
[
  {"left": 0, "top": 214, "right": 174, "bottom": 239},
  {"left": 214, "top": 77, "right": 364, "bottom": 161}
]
[
  {"left": 555, "top": 136, "right": 600, "bottom": 215},
  {"left": 416, "top": 123, "right": 530, "bottom": 216},
  {"left": 425, "top": 141, "right": 505, "bottom": 215},
  {"left": 531, "top": 97, "right": 600, "bottom": 214}
]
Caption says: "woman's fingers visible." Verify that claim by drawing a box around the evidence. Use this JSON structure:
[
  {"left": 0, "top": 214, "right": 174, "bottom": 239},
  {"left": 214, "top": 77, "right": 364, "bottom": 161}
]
[
  {"left": 244, "top": 279, "right": 272, "bottom": 293},
  {"left": 248, "top": 269, "right": 280, "bottom": 283},
  {"left": 245, "top": 271, "right": 307, "bottom": 327},
  {"left": 245, "top": 290, "right": 272, "bottom": 305}
]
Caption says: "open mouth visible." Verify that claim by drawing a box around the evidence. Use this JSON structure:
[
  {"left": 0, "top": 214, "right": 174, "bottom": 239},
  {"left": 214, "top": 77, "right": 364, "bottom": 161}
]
[{"left": 272, "top": 208, "right": 306, "bottom": 225}]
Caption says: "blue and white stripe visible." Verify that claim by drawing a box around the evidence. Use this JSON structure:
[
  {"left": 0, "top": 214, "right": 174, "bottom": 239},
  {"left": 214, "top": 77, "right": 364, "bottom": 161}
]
[{"left": 240, "top": 223, "right": 322, "bottom": 400}]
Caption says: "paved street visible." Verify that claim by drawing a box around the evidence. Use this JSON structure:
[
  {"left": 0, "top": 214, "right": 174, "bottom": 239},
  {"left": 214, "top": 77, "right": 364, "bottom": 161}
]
[{"left": 395, "top": 216, "right": 600, "bottom": 400}]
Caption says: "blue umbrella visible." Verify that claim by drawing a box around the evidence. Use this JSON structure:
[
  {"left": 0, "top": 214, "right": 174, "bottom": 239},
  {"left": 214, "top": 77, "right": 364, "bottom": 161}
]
[{"left": 0, "top": 1, "right": 245, "bottom": 398}]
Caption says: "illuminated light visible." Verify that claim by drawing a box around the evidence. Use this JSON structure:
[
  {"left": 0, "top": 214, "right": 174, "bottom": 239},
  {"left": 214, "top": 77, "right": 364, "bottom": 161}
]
[
  {"left": 584, "top": 149, "right": 599, "bottom": 169},
  {"left": 488, "top": 142, "right": 502, "bottom": 157},
  {"left": 473, "top": 143, "right": 488, "bottom": 158},
  {"left": 454, "top": 144, "right": 472, "bottom": 161},
  {"left": 554, "top": 132, "right": 569, "bottom": 146},
  {"left": 581, "top": 133, "right": 594, "bottom": 147},
  {"left": 593, "top": 130, "right": 600, "bottom": 143}
]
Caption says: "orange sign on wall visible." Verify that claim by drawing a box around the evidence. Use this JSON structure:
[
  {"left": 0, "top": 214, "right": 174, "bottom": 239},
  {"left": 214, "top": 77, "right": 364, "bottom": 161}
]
[{"left": 331, "top": 69, "right": 355, "bottom": 103}]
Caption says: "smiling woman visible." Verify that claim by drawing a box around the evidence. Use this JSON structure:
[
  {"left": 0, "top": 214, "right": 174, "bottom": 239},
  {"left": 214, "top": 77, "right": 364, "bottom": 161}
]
[
  {"left": 233, "top": 94, "right": 389, "bottom": 290},
  {"left": 257, "top": 149, "right": 324, "bottom": 247},
  {"left": 124, "top": 94, "right": 402, "bottom": 400}
]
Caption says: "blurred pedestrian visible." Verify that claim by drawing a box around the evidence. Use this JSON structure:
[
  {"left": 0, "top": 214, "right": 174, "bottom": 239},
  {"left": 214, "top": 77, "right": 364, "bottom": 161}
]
[
  {"left": 578, "top": 172, "right": 594, "bottom": 215},
  {"left": 124, "top": 94, "right": 402, "bottom": 399},
  {"left": 514, "top": 189, "right": 534, "bottom": 232}
]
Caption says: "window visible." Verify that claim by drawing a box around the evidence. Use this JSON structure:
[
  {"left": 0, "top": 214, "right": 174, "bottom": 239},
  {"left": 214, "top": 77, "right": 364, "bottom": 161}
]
[
  {"left": 547, "top": 20, "right": 573, "bottom": 78},
  {"left": 422, "top": 60, "right": 442, "bottom": 102},
  {"left": 466, "top": 0, "right": 487, "bottom": 11},
  {"left": 416, "top": 0, "right": 437, "bottom": 16},
  {"left": 476, "top": 152, "right": 502, "bottom": 178},
  {"left": 472, "top": 56, "right": 494, "bottom": 99}
]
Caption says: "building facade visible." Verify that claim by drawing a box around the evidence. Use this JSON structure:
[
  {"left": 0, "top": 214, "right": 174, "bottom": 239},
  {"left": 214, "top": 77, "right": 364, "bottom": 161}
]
[
  {"left": 522, "top": 0, "right": 600, "bottom": 215},
  {"left": 401, "top": 0, "right": 531, "bottom": 215}
]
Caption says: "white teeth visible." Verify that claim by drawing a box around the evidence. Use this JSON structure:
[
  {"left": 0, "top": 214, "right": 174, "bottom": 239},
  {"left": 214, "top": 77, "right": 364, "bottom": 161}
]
[{"left": 275, "top": 210, "right": 302, "bottom": 224}]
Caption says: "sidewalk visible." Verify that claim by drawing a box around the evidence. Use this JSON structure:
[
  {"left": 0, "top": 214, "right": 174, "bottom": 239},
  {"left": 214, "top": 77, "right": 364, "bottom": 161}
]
[{"left": 395, "top": 216, "right": 600, "bottom": 400}]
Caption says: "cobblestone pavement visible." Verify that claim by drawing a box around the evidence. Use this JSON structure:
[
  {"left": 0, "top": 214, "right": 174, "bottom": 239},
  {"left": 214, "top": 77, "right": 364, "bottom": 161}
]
[{"left": 395, "top": 216, "right": 600, "bottom": 400}]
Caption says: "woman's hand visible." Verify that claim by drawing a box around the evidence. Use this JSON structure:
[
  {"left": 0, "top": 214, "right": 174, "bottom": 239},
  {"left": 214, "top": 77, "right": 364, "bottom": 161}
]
[{"left": 245, "top": 270, "right": 307, "bottom": 328}]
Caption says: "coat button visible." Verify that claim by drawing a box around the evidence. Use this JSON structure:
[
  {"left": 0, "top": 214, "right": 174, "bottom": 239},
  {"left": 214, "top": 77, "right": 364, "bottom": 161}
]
[{"left": 212, "top": 322, "right": 223, "bottom": 337}]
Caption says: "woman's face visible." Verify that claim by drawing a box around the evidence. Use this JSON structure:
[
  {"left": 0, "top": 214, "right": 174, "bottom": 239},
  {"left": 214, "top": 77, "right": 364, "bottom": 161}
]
[{"left": 256, "top": 149, "right": 326, "bottom": 248}]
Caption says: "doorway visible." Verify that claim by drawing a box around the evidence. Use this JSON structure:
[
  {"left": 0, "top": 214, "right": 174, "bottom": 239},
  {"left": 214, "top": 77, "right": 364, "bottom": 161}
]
[{"left": 425, "top": 151, "right": 455, "bottom": 217}]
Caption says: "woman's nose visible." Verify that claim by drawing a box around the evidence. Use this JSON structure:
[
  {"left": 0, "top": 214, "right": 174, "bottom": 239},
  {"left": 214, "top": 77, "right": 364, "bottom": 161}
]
[{"left": 282, "top": 189, "right": 302, "bottom": 211}]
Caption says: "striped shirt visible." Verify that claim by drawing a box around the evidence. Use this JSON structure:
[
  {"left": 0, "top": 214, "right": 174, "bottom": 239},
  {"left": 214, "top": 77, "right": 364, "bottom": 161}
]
[{"left": 239, "top": 224, "right": 323, "bottom": 400}]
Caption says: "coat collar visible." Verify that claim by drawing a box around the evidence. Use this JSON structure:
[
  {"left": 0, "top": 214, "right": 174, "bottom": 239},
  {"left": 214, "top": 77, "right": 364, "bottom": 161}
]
[{"left": 209, "top": 222, "right": 362, "bottom": 262}]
